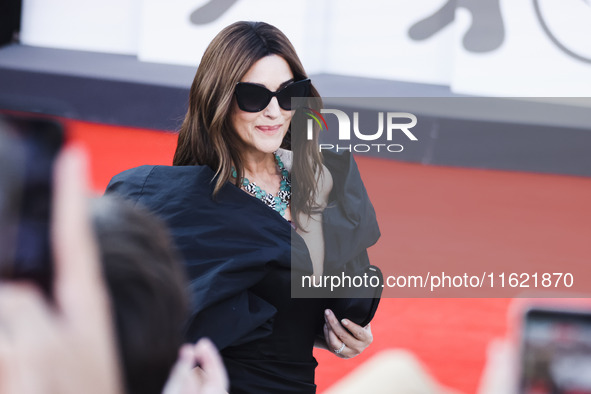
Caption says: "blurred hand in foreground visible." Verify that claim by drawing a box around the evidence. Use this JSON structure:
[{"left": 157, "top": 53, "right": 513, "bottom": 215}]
[
  {"left": 163, "top": 338, "right": 229, "bottom": 394},
  {"left": 0, "top": 147, "right": 123, "bottom": 394}
]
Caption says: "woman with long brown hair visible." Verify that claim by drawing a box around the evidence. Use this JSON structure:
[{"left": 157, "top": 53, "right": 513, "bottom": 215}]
[{"left": 108, "top": 21, "right": 380, "bottom": 393}]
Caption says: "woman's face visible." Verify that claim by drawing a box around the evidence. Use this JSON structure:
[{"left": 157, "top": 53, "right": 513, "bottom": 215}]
[{"left": 231, "top": 54, "right": 294, "bottom": 157}]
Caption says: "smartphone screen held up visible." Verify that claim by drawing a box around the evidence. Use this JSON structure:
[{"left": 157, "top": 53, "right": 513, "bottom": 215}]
[{"left": 0, "top": 113, "right": 65, "bottom": 295}]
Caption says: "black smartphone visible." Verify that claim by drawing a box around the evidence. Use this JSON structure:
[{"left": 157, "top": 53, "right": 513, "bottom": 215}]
[
  {"left": 0, "top": 113, "right": 65, "bottom": 295},
  {"left": 519, "top": 307, "right": 591, "bottom": 394}
]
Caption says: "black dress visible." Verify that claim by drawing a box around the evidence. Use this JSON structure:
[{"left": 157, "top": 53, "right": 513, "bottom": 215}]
[{"left": 106, "top": 151, "right": 380, "bottom": 394}]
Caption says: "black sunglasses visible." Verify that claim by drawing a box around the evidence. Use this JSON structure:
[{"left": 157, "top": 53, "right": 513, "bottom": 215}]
[{"left": 234, "top": 78, "right": 311, "bottom": 112}]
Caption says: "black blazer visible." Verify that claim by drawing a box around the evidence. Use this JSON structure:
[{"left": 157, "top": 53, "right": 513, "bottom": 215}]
[{"left": 106, "top": 151, "right": 381, "bottom": 350}]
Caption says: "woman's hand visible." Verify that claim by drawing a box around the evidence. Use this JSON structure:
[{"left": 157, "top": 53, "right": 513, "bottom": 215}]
[{"left": 322, "top": 309, "right": 373, "bottom": 359}]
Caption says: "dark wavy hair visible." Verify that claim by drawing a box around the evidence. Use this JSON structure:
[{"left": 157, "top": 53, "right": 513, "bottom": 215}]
[{"left": 173, "top": 21, "right": 323, "bottom": 226}]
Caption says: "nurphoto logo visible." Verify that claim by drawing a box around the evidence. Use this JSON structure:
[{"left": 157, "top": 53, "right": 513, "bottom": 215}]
[{"left": 305, "top": 108, "right": 418, "bottom": 153}]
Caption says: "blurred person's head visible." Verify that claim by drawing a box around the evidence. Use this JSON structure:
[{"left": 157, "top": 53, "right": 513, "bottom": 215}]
[{"left": 91, "top": 195, "right": 190, "bottom": 394}]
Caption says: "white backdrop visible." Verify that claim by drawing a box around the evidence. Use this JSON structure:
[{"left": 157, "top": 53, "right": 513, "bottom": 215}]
[
  {"left": 322, "top": 0, "right": 454, "bottom": 86},
  {"left": 19, "top": 0, "right": 591, "bottom": 96},
  {"left": 20, "top": 0, "right": 142, "bottom": 55},
  {"left": 450, "top": 0, "right": 591, "bottom": 96},
  {"left": 137, "top": 0, "right": 326, "bottom": 74}
]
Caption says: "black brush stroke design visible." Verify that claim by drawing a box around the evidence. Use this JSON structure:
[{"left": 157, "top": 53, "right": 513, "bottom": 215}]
[
  {"left": 190, "top": 0, "right": 240, "bottom": 25},
  {"left": 408, "top": 0, "right": 505, "bottom": 53}
]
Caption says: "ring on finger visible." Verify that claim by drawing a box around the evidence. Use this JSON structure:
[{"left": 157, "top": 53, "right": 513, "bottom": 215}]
[{"left": 334, "top": 342, "right": 345, "bottom": 354}]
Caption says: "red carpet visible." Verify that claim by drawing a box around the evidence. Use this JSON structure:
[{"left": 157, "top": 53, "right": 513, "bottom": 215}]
[{"left": 66, "top": 118, "right": 591, "bottom": 393}]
